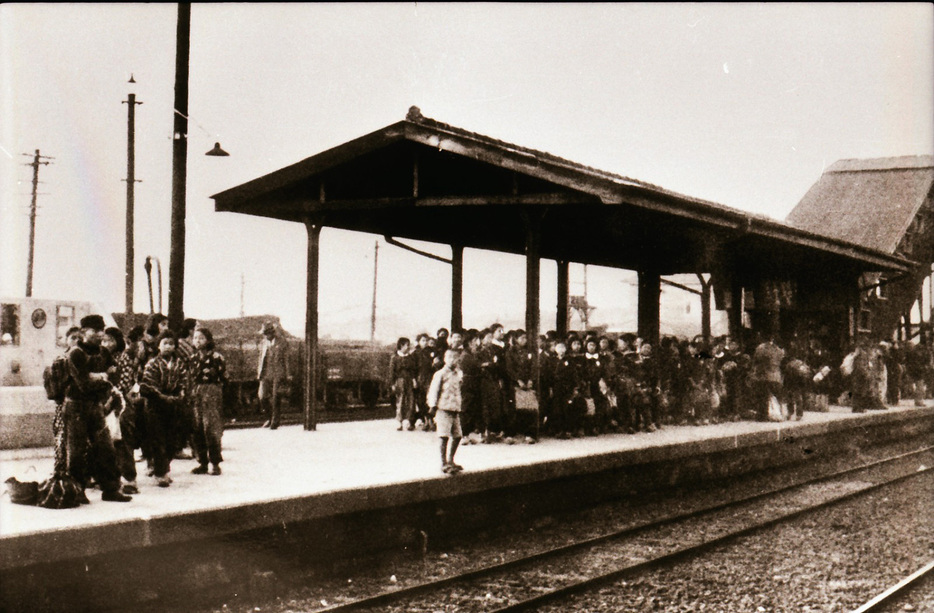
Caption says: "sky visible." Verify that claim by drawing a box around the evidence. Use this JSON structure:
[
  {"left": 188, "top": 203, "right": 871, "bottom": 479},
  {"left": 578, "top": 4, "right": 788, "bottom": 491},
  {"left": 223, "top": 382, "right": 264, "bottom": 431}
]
[{"left": 2, "top": 3, "right": 932, "bottom": 341}]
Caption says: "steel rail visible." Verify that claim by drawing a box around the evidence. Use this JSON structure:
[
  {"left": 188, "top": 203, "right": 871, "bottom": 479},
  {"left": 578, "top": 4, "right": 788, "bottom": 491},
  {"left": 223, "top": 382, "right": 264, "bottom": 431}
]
[
  {"left": 849, "top": 559, "right": 934, "bottom": 613},
  {"left": 490, "top": 465, "right": 934, "bottom": 612},
  {"left": 314, "top": 445, "right": 934, "bottom": 613}
]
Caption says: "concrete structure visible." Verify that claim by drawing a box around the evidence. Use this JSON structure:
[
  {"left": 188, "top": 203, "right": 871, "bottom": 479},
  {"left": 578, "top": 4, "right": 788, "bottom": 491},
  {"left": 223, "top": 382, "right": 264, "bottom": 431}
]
[
  {"left": 0, "top": 297, "right": 112, "bottom": 387},
  {"left": 1, "top": 405, "right": 931, "bottom": 610}
]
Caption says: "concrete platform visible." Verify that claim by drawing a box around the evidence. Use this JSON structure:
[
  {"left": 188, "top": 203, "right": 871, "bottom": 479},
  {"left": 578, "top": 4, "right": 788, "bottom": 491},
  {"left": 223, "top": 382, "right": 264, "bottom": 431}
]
[{"left": 2, "top": 402, "right": 933, "bottom": 576}]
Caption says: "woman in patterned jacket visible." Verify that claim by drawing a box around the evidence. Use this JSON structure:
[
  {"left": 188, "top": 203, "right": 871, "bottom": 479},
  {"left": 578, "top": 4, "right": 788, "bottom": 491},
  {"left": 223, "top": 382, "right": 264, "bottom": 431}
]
[
  {"left": 188, "top": 327, "right": 228, "bottom": 476},
  {"left": 140, "top": 330, "right": 185, "bottom": 487}
]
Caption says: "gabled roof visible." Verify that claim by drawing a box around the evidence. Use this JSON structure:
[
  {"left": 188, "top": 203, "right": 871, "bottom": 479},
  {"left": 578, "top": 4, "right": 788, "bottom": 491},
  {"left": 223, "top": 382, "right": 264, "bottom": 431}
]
[
  {"left": 213, "top": 108, "right": 912, "bottom": 276},
  {"left": 786, "top": 155, "right": 934, "bottom": 255}
]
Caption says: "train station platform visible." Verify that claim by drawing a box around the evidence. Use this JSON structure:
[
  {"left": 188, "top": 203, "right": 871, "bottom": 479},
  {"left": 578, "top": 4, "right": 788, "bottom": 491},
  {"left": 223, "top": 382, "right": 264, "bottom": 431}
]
[{"left": 2, "top": 402, "right": 933, "bottom": 610}]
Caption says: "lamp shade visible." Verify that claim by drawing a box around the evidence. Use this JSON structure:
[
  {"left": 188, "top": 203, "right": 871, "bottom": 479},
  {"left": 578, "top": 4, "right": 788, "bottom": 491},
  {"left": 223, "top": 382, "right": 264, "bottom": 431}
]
[{"left": 205, "top": 142, "right": 229, "bottom": 157}]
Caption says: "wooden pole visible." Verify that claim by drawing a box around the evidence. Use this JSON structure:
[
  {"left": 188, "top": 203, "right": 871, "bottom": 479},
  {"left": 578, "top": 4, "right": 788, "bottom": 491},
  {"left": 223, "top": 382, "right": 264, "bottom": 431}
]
[
  {"left": 124, "top": 91, "right": 141, "bottom": 314},
  {"left": 167, "top": 3, "right": 190, "bottom": 331}
]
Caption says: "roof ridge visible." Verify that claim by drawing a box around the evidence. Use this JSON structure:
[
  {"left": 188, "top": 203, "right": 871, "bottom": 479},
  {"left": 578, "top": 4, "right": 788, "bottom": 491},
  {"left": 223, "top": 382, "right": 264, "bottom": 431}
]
[
  {"left": 827, "top": 155, "right": 934, "bottom": 173},
  {"left": 403, "top": 106, "right": 769, "bottom": 219},
  {"left": 405, "top": 106, "right": 651, "bottom": 187}
]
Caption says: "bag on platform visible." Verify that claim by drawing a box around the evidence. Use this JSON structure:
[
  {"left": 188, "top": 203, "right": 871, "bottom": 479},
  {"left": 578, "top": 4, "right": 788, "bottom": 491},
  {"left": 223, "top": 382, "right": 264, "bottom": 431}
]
[
  {"left": 105, "top": 410, "right": 122, "bottom": 441},
  {"left": 515, "top": 388, "right": 539, "bottom": 411},
  {"left": 43, "top": 355, "right": 69, "bottom": 403},
  {"left": 710, "top": 390, "right": 721, "bottom": 411},
  {"left": 5, "top": 477, "right": 39, "bottom": 506},
  {"left": 811, "top": 392, "right": 830, "bottom": 412},
  {"left": 103, "top": 388, "right": 125, "bottom": 441},
  {"left": 767, "top": 394, "right": 786, "bottom": 422},
  {"left": 840, "top": 352, "right": 856, "bottom": 377},
  {"left": 584, "top": 397, "right": 597, "bottom": 416}
]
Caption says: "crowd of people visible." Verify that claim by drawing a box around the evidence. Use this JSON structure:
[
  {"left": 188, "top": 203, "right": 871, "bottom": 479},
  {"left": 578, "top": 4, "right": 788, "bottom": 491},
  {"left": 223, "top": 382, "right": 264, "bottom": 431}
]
[
  {"left": 33, "top": 314, "right": 934, "bottom": 495},
  {"left": 389, "top": 325, "right": 934, "bottom": 473},
  {"left": 41, "top": 313, "right": 229, "bottom": 506}
]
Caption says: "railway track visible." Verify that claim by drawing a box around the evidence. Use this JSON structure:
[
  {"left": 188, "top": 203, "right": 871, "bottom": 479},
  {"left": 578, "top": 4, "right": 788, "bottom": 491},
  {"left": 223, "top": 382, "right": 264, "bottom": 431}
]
[
  {"left": 850, "top": 559, "right": 934, "bottom": 613},
  {"left": 308, "top": 445, "right": 934, "bottom": 613}
]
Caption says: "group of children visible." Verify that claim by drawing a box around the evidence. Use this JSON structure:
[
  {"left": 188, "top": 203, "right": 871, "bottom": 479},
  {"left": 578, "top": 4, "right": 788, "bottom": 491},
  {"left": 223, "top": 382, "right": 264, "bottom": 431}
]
[
  {"left": 48, "top": 313, "right": 228, "bottom": 505},
  {"left": 389, "top": 325, "right": 934, "bottom": 474}
]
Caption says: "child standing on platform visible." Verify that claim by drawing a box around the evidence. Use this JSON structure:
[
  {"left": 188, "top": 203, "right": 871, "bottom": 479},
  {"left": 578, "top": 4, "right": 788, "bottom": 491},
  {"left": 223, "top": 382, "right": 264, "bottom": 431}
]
[
  {"left": 428, "top": 349, "right": 464, "bottom": 474},
  {"left": 389, "top": 337, "right": 417, "bottom": 431},
  {"left": 188, "top": 327, "right": 228, "bottom": 476},
  {"left": 140, "top": 331, "right": 185, "bottom": 487}
]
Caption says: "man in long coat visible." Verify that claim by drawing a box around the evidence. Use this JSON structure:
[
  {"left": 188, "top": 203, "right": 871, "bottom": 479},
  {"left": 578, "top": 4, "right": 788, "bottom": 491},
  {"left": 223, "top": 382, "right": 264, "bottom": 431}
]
[{"left": 258, "top": 322, "right": 290, "bottom": 429}]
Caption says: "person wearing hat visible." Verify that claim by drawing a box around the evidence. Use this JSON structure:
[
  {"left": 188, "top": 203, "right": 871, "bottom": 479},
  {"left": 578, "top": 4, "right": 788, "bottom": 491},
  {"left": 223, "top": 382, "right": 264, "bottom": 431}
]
[
  {"left": 63, "top": 314, "right": 132, "bottom": 502},
  {"left": 257, "top": 322, "right": 290, "bottom": 429}
]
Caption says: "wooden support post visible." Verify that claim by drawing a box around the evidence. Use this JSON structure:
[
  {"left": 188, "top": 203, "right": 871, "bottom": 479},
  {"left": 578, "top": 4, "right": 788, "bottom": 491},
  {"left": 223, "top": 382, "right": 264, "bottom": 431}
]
[
  {"left": 906, "top": 306, "right": 913, "bottom": 341},
  {"left": 697, "top": 273, "right": 712, "bottom": 343},
  {"left": 451, "top": 244, "right": 463, "bottom": 331},
  {"left": 918, "top": 291, "right": 928, "bottom": 345},
  {"left": 524, "top": 212, "right": 542, "bottom": 440},
  {"left": 556, "top": 260, "right": 569, "bottom": 338},
  {"left": 638, "top": 270, "right": 661, "bottom": 348},
  {"left": 304, "top": 221, "right": 322, "bottom": 431},
  {"left": 523, "top": 212, "right": 542, "bottom": 389},
  {"left": 728, "top": 279, "right": 744, "bottom": 341}
]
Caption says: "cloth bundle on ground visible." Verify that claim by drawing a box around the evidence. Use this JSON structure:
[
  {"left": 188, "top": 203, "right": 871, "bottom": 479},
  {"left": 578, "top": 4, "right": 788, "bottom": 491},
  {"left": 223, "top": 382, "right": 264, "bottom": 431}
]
[
  {"left": 5, "top": 474, "right": 87, "bottom": 508},
  {"left": 5, "top": 476, "right": 39, "bottom": 506},
  {"left": 36, "top": 474, "right": 86, "bottom": 509}
]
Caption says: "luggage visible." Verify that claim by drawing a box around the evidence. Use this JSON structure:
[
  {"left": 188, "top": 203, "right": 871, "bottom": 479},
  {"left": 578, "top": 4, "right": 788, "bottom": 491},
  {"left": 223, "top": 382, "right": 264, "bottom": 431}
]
[
  {"left": 584, "top": 397, "right": 597, "bottom": 416},
  {"left": 5, "top": 477, "right": 39, "bottom": 506},
  {"left": 767, "top": 394, "right": 787, "bottom": 421},
  {"left": 515, "top": 388, "right": 539, "bottom": 411},
  {"left": 43, "top": 355, "right": 69, "bottom": 403}
]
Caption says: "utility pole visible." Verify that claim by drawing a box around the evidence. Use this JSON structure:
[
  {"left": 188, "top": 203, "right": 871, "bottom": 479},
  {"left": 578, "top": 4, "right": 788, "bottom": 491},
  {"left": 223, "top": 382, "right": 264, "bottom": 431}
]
[
  {"left": 124, "top": 79, "right": 143, "bottom": 314},
  {"left": 240, "top": 272, "right": 245, "bottom": 317},
  {"left": 168, "top": 2, "right": 191, "bottom": 331},
  {"left": 371, "top": 240, "right": 378, "bottom": 341},
  {"left": 23, "top": 149, "right": 53, "bottom": 297}
]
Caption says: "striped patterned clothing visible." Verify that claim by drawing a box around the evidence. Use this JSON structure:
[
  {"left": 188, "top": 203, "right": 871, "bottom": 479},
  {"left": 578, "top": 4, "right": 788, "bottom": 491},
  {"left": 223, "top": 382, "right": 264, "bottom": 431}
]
[{"left": 140, "top": 355, "right": 185, "bottom": 399}]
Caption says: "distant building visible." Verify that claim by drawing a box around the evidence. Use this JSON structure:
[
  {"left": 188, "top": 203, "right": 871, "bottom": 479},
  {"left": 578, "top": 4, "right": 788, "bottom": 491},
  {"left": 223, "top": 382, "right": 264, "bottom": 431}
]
[{"left": 786, "top": 155, "right": 934, "bottom": 342}]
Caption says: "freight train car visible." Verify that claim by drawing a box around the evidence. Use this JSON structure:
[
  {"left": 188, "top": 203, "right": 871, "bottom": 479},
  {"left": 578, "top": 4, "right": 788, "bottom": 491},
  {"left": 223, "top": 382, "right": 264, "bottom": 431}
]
[{"left": 201, "top": 316, "right": 393, "bottom": 425}]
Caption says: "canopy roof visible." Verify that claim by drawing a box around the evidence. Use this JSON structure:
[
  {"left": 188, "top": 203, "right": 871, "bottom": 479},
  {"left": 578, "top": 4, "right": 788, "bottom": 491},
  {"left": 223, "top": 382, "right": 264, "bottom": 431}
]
[{"left": 213, "top": 108, "right": 911, "bottom": 278}]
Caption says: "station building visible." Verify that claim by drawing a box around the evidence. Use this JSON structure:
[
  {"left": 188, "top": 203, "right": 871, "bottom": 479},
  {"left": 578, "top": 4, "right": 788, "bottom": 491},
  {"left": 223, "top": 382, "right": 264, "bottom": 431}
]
[{"left": 786, "top": 155, "right": 934, "bottom": 344}]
